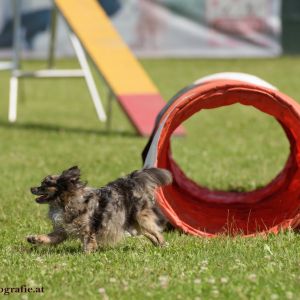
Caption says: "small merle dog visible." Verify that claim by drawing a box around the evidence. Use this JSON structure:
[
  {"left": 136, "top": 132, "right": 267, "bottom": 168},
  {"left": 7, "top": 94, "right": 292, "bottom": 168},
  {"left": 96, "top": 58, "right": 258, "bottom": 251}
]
[{"left": 27, "top": 166, "right": 172, "bottom": 253}]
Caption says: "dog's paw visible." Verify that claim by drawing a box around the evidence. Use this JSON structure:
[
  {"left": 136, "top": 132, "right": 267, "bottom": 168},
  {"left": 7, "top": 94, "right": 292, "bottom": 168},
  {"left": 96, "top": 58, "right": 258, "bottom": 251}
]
[
  {"left": 161, "top": 241, "right": 169, "bottom": 248},
  {"left": 83, "top": 243, "right": 98, "bottom": 254},
  {"left": 26, "top": 235, "right": 39, "bottom": 244},
  {"left": 83, "top": 247, "right": 97, "bottom": 254}
]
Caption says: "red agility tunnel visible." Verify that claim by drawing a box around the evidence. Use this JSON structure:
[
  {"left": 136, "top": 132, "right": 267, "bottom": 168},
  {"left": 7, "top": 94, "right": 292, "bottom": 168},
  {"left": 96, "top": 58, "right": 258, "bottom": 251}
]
[{"left": 143, "top": 73, "right": 300, "bottom": 237}]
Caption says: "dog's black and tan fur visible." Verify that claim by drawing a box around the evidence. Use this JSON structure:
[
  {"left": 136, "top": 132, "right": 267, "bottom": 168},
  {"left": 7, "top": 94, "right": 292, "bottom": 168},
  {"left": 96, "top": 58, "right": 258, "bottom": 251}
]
[{"left": 27, "top": 166, "right": 172, "bottom": 253}]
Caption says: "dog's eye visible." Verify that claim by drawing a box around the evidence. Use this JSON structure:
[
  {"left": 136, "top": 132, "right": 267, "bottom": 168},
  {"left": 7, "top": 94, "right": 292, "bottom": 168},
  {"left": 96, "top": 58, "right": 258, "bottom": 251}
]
[{"left": 43, "top": 176, "right": 58, "bottom": 186}]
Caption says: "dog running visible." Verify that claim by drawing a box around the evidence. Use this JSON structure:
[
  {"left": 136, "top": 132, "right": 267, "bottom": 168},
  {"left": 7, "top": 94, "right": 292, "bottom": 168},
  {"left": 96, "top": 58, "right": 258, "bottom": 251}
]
[{"left": 27, "top": 166, "right": 172, "bottom": 253}]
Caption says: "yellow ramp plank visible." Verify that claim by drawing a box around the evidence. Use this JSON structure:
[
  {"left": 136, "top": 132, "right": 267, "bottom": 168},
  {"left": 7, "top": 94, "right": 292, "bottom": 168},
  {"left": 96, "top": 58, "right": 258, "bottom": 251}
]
[{"left": 55, "top": 0, "right": 158, "bottom": 95}]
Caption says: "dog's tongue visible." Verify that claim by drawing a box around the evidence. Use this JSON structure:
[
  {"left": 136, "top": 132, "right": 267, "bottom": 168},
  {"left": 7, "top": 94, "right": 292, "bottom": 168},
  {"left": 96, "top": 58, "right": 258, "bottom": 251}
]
[{"left": 35, "top": 195, "right": 48, "bottom": 204}]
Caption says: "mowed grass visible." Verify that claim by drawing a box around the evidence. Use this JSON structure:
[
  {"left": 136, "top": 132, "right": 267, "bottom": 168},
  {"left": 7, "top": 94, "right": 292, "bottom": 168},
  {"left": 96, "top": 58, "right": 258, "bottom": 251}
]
[{"left": 0, "top": 57, "right": 300, "bottom": 299}]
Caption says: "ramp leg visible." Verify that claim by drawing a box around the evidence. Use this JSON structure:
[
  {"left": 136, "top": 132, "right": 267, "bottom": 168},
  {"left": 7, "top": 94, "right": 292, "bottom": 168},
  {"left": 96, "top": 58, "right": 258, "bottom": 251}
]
[
  {"left": 69, "top": 33, "right": 107, "bottom": 122},
  {"left": 9, "top": 0, "right": 22, "bottom": 123},
  {"left": 9, "top": 77, "right": 19, "bottom": 122},
  {"left": 48, "top": 5, "right": 58, "bottom": 69},
  {"left": 0, "top": 62, "right": 12, "bottom": 71},
  {"left": 106, "top": 90, "right": 114, "bottom": 131}
]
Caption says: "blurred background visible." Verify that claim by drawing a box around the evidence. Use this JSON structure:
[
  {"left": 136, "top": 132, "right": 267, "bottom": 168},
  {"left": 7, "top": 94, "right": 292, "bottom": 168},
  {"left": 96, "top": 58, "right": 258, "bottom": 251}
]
[{"left": 0, "top": 0, "right": 299, "bottom": 59}]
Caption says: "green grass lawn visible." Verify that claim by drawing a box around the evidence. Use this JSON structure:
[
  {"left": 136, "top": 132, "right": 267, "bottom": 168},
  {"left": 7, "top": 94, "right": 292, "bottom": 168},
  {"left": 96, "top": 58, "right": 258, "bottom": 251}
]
[{"left": 0, "top": 57, "right": 300, "bottom": 299}]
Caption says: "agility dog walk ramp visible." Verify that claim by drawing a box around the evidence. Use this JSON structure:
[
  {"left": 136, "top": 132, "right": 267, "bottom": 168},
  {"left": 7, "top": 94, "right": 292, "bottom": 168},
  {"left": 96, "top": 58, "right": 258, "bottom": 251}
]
[{"left": 55, "top": 0, "right": 184, "bottom": 136}]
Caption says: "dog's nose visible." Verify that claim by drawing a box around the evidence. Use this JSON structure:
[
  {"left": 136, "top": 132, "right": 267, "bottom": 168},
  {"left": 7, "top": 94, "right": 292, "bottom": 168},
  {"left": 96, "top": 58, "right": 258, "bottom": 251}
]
[{"left": 30, "top": 187, "right": 36, "bottom": 193}]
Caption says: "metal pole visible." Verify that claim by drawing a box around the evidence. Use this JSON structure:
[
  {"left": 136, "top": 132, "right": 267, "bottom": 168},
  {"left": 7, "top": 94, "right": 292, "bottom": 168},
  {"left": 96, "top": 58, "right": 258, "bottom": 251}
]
[
  {"left": 69, "top": 33, "right": 107, "bottom": 122},
  {"left": 9, "top": 0, "right": 22, "bottom": 123},
  {"left": 106, "top": 90, "right": 114, "bottom": 131},
  {"left": 48, "top": 4, "right": 58, "bottom": 69},
  {"left": 0, "top": 62, "right": 12, "bottom": 71}
]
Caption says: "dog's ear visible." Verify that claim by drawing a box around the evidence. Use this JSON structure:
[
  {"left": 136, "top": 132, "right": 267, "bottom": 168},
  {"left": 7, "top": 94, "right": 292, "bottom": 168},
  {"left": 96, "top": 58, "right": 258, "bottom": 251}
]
[{"left": 60, "top": 166, "right": 81, "bottom": 183}]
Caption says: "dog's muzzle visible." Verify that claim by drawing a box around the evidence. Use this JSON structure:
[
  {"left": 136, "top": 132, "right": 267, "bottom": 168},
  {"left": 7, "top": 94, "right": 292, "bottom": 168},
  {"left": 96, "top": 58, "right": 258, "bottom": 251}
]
[{"left": 30, "top": 187, "right": 50, "bottom": 204}]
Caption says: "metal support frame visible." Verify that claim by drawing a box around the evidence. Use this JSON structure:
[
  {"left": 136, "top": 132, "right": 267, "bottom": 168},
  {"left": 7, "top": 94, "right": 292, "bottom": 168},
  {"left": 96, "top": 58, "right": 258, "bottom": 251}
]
[
  {"left": 8, "top": 1, "right": 107, "bottom": 123},
  {"left": 48, "top": 6, "right": 57, "bottom": 69},
  {"left": 69, "top": 33, "right": 107, "bottom": 122},
  {"left": 0, "top": 62, "right": 13, "bottom": 71},
  {"left": 106, "top": 90, "right": 114, "bottom": 131},
  {"left": 8, "top": 0, "right": 22, "bottom": 123}
]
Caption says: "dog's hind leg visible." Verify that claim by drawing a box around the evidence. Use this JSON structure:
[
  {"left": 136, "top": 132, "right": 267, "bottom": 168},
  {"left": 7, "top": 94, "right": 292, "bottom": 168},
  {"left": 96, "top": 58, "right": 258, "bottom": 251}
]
[
  {"left": 82, "top": 232, "right": 98, "bottom": 253},
  {"left": 136, "top": 209, "right": 165, "bottom": 246},
  {"left": 27, "top": 229, "right": 67, "bottom": 245}
]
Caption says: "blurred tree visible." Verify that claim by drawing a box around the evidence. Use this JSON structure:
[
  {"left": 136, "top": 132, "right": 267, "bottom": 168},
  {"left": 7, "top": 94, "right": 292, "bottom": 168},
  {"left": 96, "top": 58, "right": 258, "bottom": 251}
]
[{"left": 282, "top": 0, "right": 300, "bottom": 54}]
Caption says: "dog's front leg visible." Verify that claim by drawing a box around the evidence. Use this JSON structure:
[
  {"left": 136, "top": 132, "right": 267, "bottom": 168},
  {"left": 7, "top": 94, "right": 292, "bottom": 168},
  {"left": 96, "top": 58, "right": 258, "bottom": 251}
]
[
  {"left": 27, "top": 229, "right": 67, "bottom": 245},
  {"left": 82, "top": 232, "right": 98, "bottom": 253}
]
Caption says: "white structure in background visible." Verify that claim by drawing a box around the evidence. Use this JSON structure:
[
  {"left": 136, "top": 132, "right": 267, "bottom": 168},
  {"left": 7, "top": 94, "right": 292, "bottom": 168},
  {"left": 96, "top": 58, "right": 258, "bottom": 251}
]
[{"left": 2, "top": 0, "right": 106, "bottom": 124}]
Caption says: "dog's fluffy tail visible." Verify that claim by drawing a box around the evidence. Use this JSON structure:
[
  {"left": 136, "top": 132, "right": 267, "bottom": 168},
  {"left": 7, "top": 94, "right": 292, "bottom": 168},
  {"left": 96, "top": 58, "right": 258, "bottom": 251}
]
[{"left": 132, "top": 167, "right": 173, "bottom": 192}]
